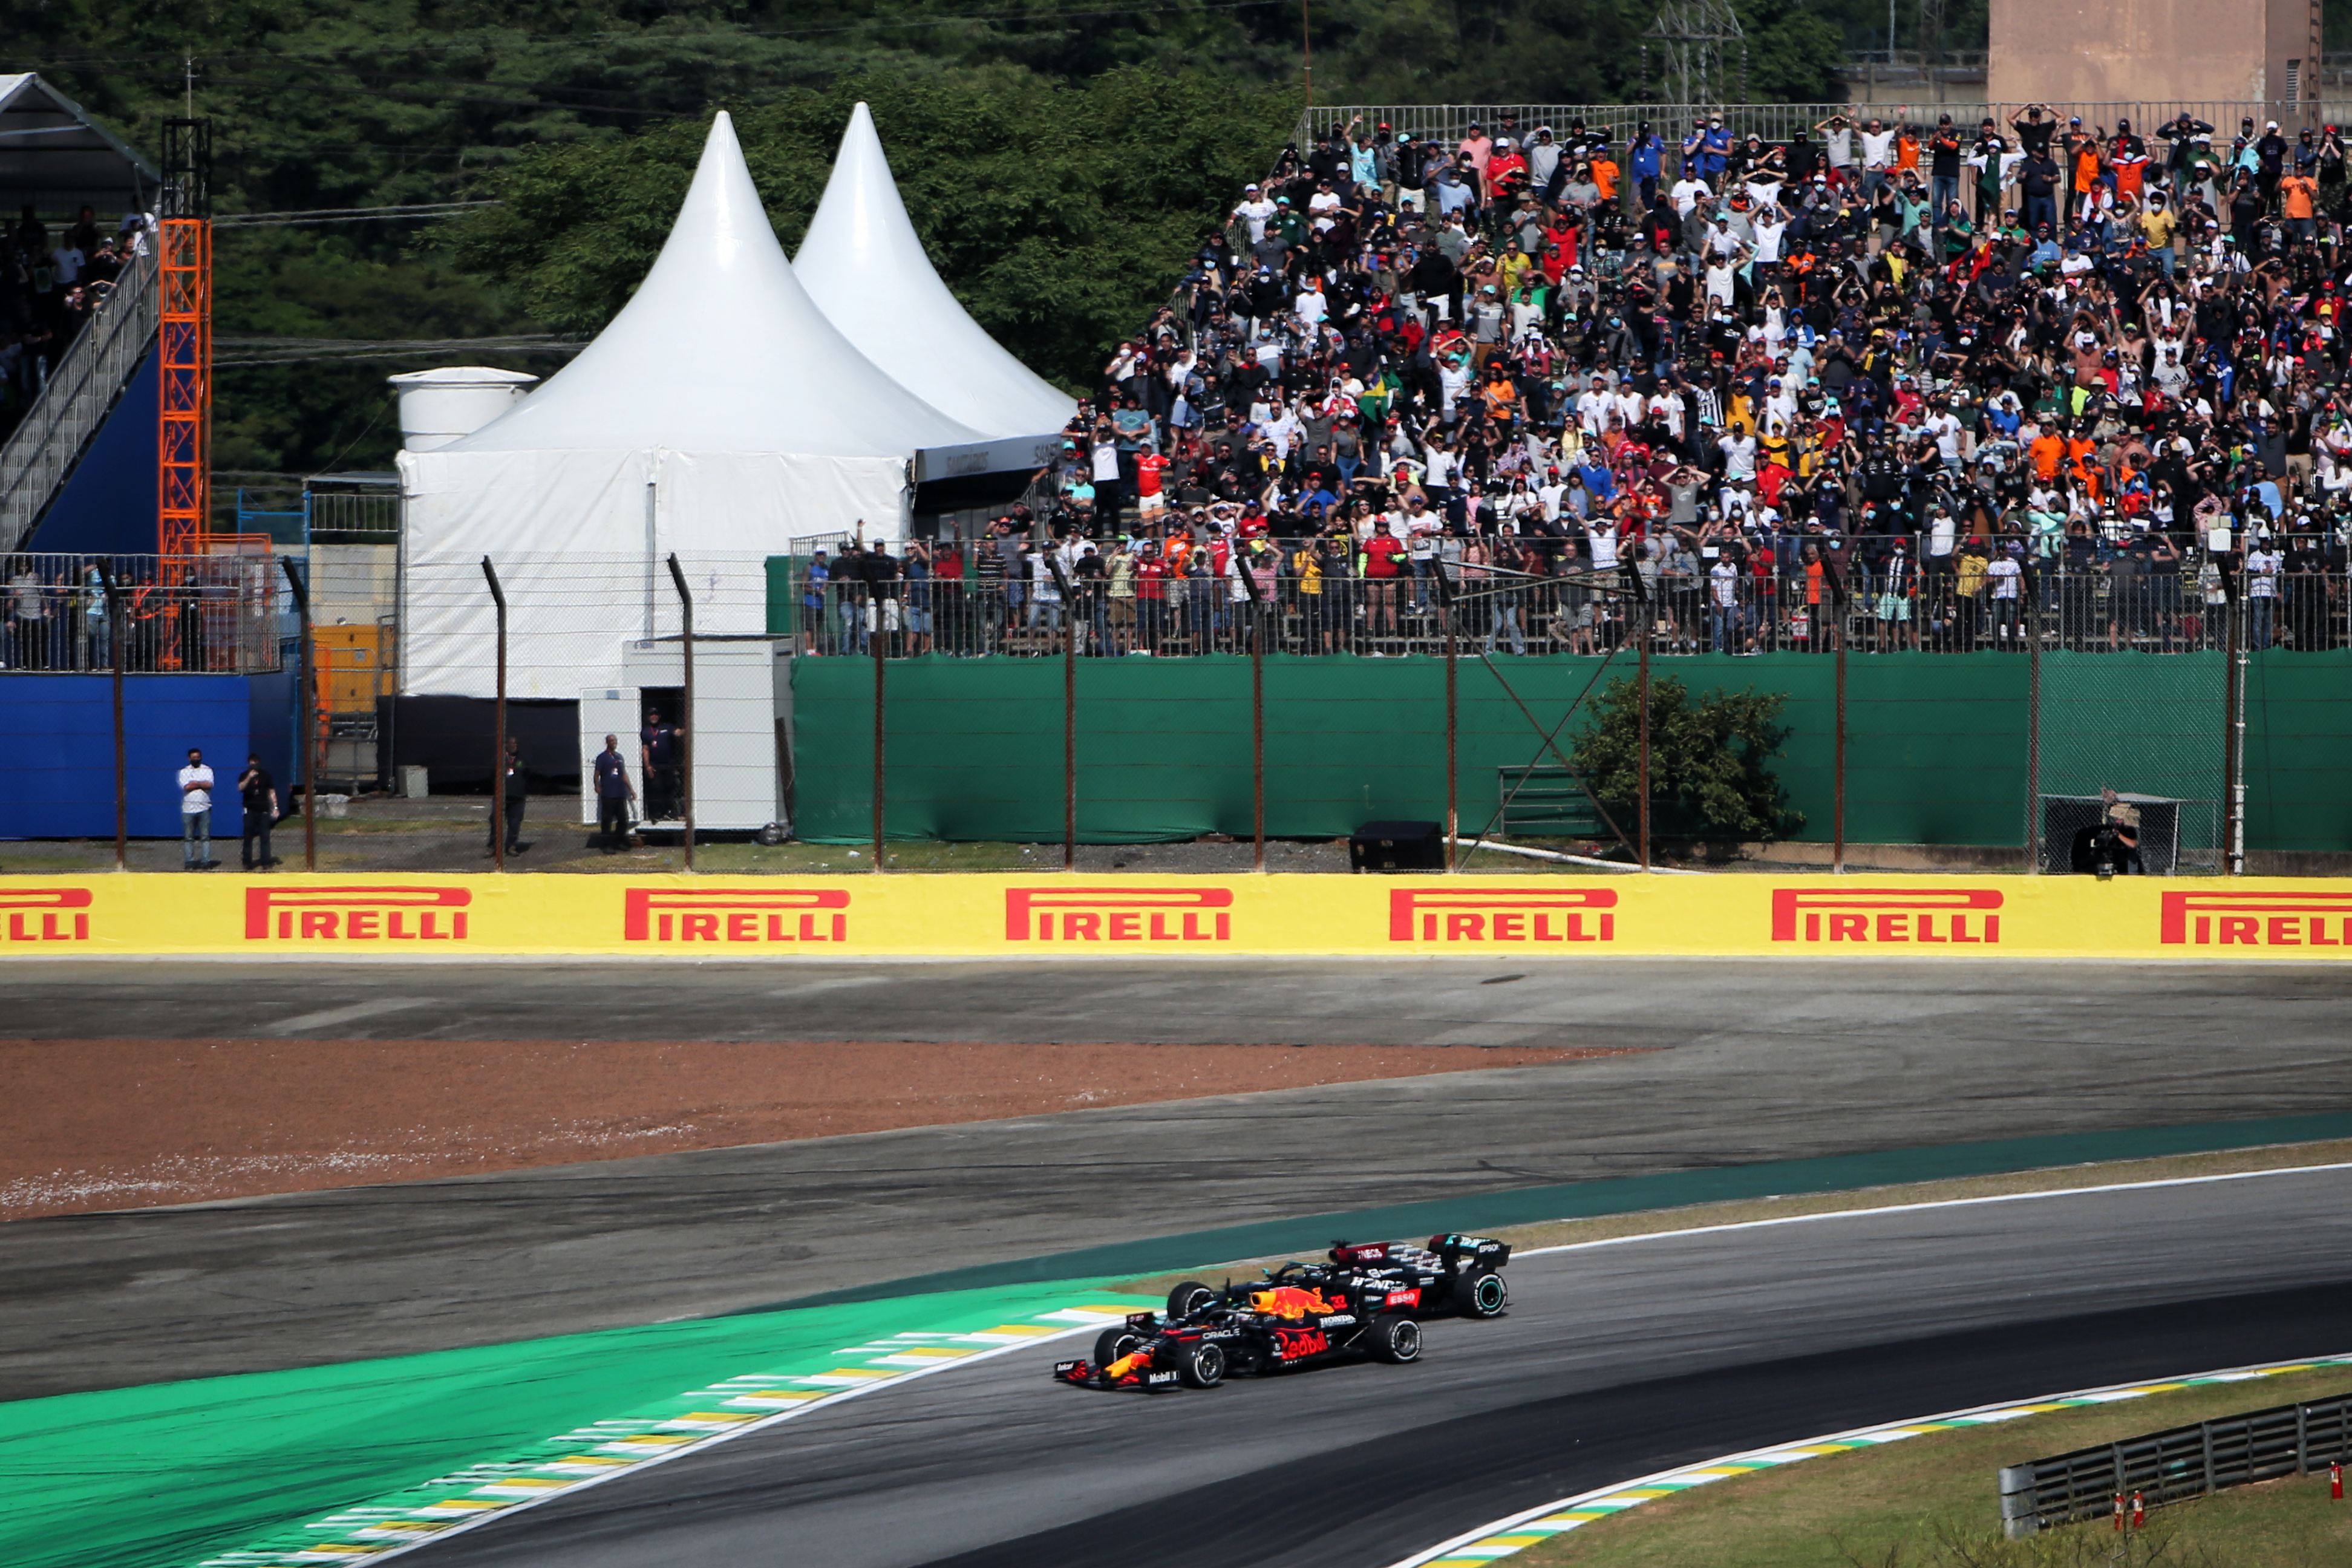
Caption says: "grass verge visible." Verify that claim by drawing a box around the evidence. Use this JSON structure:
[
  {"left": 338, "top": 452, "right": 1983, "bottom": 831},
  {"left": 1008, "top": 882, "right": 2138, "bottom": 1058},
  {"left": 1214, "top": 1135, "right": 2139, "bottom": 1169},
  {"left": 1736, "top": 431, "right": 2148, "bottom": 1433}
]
[
  {"left": 1514, "top": 1365, "right": 2352, "bottom": 1567},
  {"left": 1109, "top": 1138, "right": 2352, "bottom": 1304}
]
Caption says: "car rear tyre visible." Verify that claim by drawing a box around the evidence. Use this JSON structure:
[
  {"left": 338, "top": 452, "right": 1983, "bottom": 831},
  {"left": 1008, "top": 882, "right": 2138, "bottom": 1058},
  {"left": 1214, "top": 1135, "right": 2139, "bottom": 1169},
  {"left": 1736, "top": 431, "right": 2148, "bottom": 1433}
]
[
  {"left": 1365, "top": 1313, "right": 1422, "bottom": 1364},
  {"left": 1094, "top": 1327, "right": 1144, "bottom": 1367},
  {"left": 1166, "top": 1280, "right": 1219, "bottom": 1319},
  {"left": 1454, "top": 1269, "right": 1508, "bottom": 1319},
  {"left": 1175, "top": 1341, "right": 1227, "bottom": 1388}
]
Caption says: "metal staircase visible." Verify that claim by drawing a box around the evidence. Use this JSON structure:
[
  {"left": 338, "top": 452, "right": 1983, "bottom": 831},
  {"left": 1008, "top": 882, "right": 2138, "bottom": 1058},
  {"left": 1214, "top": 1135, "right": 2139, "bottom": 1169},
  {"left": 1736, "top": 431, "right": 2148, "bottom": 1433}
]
[{"left": 0, "top": 244, "right": 162, "bottom": 555}]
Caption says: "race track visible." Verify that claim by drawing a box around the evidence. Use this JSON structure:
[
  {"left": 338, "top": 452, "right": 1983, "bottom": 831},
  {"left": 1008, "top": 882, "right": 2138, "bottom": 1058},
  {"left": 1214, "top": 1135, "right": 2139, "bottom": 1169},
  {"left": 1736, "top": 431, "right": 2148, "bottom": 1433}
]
[
  {"left": 7, "top": 959, "right": 2352, "bottom": 1396},
  {"left": 393, "top": 1166, "right": 2352, "bottom": 1568}
]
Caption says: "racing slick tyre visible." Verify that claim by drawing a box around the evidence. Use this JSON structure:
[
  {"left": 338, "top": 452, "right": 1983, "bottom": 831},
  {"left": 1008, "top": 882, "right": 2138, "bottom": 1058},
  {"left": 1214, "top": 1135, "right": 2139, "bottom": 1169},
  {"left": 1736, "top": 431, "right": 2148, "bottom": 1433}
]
[
  {"left": 1094, "top": 1326, "right": 1145, "bottom": 1368},
  {"left": 1452, "top": 1268, "right": 1508, "bottom": 1319},
  {"left": 1166, "top": 1280, "right": 1220, "bottom": 1319},
  {"left": 1174, "top": 1341, "right": 1227, "bottom": 1388},
  {"left": 1365, "top": 1313, "right": 1423, "bottom": 1364}
]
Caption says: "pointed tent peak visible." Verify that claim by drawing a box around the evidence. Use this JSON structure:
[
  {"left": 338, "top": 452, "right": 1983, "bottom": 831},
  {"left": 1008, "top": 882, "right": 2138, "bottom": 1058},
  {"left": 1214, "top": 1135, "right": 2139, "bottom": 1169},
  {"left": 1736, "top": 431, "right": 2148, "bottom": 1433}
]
[
  {"left": 449, "top": 106, "right": 981, "bottom": 459},
  {"left": 795, "top": 105, "right": 1076, "bottom": 443}
]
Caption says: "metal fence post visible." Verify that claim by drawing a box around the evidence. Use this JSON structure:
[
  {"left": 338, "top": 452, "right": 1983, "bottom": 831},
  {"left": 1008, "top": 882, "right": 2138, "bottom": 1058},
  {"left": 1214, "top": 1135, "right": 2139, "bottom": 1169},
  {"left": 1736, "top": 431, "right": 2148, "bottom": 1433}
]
[
  {"left": 871, "top": 583, "right": 886, "bottom": 874},
  {"left": 666, "top": 552, "right": 694, "bottom": 872},
  {"left": 2221, "top": 559, "right": 2244, "bottom": 875},
  {"left": 1832, "top": 569, "right": 1849, "bottom": 875},
  {"left": 1238, "top": 557, "right": 1268, "bottom": 872},
  {"left": 1434, "top": 564, "right": 1457, "bottom": 872},
  {"left": 482, "top": 557, "right": 506, "bottom": 874},
  {"left": 1046, "top": 553, "right": 1077, "bottom": 871},
  {"left": 97, "top": 560, "right": 126, "bottom": 870},
  {"left": 281, "top": 556, "right": 315, "bottom": 872},
  {"left": 2024, "top": 565, "right": 2041, "bottom": 873}
]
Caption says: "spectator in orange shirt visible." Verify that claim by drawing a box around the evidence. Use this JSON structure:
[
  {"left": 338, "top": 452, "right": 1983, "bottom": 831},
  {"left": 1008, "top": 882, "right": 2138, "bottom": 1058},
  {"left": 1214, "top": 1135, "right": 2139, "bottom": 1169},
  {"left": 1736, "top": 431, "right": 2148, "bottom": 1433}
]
[
  {"left": 2281, "top": 169, "right": 2319, "bottom": 244},
  {"left": 1590, "top": 148, "right": 1620, "bottom": 206},
  {"left": 2030, "top": 426, "right": 2066, "bottom": 483}
]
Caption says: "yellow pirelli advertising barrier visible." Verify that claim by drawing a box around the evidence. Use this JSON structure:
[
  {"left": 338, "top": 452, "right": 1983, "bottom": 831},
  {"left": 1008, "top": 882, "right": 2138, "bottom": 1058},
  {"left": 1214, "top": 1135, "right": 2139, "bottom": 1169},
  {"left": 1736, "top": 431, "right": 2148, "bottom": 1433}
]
[{"left": 4, "top": 874, "right": 2352, "bottom": 959}]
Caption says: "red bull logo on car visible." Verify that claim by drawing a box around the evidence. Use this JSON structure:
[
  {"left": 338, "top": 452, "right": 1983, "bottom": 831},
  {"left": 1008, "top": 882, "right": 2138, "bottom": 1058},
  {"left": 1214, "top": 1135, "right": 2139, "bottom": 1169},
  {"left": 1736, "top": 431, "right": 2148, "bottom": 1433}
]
[
  {"left": 1388, "top": 887, "right": 1617, "bottom": 943},
  {"left": 1770, "top": 887, "right": 2002, "bottom": 944},
  {"left": 2160, "top": 890, "right": 2352, "bottom": 949},
  {"left": 1004, "top": 886, "right": 1233, "bottom": 942}
]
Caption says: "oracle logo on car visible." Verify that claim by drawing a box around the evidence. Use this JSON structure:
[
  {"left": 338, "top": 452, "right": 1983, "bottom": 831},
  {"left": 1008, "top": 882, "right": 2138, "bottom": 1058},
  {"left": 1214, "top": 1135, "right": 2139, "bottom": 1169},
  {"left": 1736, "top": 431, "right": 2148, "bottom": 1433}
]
[
  {"left": 1388, "top": 887, "right": 1617, "bottom": 943},
  {"left": 2160, "top": 890, "right": 2352, "bottom": 949},
  {"left": 622, "top": 887, "right": 851, "bottom": 944},
  {"left": 1004, "top": 886, "right": 1233, "bottom": 942},
  {"left": 244, "top": 886, "right": 471, "bottom": 941},
  {"left": 1, "top": 887, "right": 93, "bottom": 943},
  {"left": 1769, "top": 886, "right": 2002, "bottom": 945}
]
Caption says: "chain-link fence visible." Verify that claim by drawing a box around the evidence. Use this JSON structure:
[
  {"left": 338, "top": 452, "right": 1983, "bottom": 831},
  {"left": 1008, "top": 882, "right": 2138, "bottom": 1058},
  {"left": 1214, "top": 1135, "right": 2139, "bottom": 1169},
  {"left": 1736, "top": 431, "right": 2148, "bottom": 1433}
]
[{"left": 10, "top": 545, "right": 2347, "bottom": 874}]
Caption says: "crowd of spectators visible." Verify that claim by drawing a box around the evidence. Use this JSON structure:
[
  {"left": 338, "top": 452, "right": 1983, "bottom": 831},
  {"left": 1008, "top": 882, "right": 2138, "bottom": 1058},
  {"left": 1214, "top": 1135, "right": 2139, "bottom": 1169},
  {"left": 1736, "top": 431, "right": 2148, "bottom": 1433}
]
[
  {"left": 811, "top": 100, "right": 2352, "bottom": 659},
  {"left": 1, "top": 203, "right": 144, "bottom": 444}
]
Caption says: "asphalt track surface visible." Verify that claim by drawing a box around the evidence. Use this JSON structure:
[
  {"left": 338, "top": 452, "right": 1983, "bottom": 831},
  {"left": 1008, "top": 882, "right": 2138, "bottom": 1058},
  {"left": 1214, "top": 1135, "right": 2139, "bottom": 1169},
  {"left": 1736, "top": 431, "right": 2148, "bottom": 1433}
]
[
  {"left": 8, "top": 959, "right": 2352, "bottom": 1398},
  {"left": 399, "top": 1168, "right": 2352, "bottom": 1568}
]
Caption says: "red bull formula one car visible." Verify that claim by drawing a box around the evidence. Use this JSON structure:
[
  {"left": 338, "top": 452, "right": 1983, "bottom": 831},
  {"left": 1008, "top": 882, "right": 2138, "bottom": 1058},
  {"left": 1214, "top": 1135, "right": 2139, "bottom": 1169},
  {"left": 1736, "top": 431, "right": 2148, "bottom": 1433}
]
[
  {"left": 1052, "top": 1269, "right": 1422, "bottom": 1392},
  {"left": 1162, "top": 1233, "right": 1511, "bottom": 1324}
]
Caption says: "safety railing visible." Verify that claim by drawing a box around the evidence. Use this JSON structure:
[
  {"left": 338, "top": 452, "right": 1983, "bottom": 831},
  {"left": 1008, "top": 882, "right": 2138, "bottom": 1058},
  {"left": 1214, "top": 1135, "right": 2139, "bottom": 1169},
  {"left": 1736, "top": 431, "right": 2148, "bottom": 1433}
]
[
  {"left": 1999, "top": 1388, "right": 2352, "bottom": 1537},
  {"left": 0, "top": 552, "right": 286, "bottom": 675},
  {"left": 773, "top": 558, "right": 2347, "bottom": 660},
  {"left": 1293, "top": 102, "right": 2352, "bottom": 185},
  {"left": 0, "top": 244, "right": 162, "bottom": 556}
]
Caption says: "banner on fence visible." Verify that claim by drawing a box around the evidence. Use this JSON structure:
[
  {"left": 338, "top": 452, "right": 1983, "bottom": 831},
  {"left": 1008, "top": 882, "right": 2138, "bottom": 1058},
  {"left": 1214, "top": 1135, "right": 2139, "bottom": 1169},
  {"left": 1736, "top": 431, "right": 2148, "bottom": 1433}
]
[{"left": 4, "top": 875, "right": 2351, "bottom": 959}]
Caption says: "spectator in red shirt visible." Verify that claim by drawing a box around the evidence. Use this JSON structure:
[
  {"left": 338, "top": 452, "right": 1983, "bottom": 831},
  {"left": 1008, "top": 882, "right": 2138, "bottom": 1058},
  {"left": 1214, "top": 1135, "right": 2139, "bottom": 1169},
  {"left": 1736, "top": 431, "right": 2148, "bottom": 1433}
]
[{"left": 1361, "top": 518, "right": 1406, "bottom": 646}]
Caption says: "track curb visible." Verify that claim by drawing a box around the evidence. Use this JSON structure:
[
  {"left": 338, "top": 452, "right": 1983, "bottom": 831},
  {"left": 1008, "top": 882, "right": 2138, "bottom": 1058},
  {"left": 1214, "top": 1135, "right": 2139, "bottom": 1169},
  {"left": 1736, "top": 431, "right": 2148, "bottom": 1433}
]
[{"left": 1381, "top": 1353, "right": 2352, "bottom": 1568}]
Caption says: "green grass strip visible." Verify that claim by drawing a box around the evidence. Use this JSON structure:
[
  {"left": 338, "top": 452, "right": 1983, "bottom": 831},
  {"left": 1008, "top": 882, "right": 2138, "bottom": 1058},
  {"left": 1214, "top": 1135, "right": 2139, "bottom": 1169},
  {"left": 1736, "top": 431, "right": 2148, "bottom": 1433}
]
[{"left": 0, "top": 1279, "right": 1152, "bottom": 1568}]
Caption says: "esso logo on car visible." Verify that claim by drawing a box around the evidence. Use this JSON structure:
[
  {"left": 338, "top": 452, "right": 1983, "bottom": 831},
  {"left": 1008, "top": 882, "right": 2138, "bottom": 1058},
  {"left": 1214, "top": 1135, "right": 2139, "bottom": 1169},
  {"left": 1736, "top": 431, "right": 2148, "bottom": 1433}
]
[{"left": 1385, "top": 1289, "right": 1421, "bottom": 1308}]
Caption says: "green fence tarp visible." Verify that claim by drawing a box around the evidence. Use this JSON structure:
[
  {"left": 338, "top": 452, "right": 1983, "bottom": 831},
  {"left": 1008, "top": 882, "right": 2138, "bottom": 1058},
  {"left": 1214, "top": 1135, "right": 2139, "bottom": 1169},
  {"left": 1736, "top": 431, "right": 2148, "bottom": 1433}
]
[{"left": 786, "top": 652, "right": 2346, "bottom": 852}]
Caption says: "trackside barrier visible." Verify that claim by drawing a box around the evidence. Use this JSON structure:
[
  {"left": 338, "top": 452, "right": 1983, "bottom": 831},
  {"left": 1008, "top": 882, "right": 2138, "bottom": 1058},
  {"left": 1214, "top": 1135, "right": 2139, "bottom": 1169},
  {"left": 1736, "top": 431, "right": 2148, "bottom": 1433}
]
[
  {"left": 2000, "top": 1388, "right": 2352, "bottom": 1537},
  {"left": 8, "top": 875, "right": 2352, "bottom": 958}
]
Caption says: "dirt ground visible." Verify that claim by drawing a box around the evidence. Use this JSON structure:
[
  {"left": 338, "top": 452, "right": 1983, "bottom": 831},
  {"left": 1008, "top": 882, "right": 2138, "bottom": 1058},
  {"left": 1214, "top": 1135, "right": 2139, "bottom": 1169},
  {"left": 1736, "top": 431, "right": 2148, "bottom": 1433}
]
[{"left": 0, "top": 1037, "right": 1624, "bottom": 1221}]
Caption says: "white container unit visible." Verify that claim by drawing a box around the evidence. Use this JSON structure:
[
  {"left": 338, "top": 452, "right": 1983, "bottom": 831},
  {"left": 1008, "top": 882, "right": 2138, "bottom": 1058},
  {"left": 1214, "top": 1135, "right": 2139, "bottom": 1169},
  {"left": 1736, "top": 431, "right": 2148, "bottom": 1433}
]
[{"left": 580, "top": 640, "right": 792, "bottom": 835}]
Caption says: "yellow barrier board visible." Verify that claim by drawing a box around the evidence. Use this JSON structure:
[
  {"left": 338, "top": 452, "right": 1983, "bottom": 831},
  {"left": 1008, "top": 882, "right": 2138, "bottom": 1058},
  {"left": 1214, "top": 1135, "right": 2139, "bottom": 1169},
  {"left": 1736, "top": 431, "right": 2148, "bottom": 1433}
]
[{"left": 4, "top": 874, "right": 2352, "bottom": 959}]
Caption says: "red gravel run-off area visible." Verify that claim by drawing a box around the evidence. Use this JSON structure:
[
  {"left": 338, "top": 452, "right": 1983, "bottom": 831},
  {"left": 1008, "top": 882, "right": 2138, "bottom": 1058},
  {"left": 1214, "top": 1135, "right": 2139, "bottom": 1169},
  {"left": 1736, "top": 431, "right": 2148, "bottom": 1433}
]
[{"left": 0, "top": 1039, "right": 1628, "bottom": 1221}]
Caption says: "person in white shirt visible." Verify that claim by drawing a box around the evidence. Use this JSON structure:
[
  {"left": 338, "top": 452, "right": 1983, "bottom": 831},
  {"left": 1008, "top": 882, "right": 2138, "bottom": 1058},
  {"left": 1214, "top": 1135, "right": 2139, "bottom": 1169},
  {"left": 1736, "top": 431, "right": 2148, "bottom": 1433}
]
[
  {"left": 1294, "top": 276, "right": 1328, "bottom": 326},
  {"left": 2244, "top": 541, "right": 2282, "bottom": 648},
  {"left": 1858, "top": 119, "right": 1896, "bottom": 195},
  {"left": 178, "top": 747, "right": 215, "bottom": 871},
  {"left": 1708, "top": 556, "right": 1745, "bottom": 652},
  {"left": 1230, "top": 185, "right": 1276, "bottom": 245},
  {"left": 1669, "top": 173, "right": 1712, "bottom": 215},
  {"left": 1985, "top": 549, "right": 2024, "bottom": 642}
]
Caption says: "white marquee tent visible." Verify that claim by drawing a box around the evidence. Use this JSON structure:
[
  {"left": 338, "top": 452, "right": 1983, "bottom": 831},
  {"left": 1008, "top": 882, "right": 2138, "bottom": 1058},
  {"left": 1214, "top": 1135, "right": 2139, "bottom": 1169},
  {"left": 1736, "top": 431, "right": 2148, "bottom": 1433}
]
[
  {"left": 795, "top": 102, "right": 1074, "bottom": 465},
  {"left": 397, "top": 111, "right": 984, "bottom": 697}
]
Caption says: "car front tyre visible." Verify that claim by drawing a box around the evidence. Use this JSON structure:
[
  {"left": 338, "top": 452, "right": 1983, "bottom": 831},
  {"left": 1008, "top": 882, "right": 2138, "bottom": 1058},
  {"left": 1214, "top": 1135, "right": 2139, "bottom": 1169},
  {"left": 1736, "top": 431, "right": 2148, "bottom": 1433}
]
[
  {"left": 1177, "top": 1341, "right": 1227, "bottom": 1388},
  {"left": 1166, "top": 1280, "right": 1219, "bottom": 1318},
  {"left": 1366, "top": 1313, "right": 1422, "bottom": 1364}
]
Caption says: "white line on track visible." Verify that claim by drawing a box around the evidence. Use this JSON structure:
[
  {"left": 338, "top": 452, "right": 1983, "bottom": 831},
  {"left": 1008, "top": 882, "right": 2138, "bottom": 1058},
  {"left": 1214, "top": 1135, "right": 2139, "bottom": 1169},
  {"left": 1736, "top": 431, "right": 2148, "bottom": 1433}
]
[
  {"left": 260, "top": 998, "right": 431, "bottom": 1034},
  {"left": 1508, "top": 1158, "right": 2352, "bottom": 1262}
]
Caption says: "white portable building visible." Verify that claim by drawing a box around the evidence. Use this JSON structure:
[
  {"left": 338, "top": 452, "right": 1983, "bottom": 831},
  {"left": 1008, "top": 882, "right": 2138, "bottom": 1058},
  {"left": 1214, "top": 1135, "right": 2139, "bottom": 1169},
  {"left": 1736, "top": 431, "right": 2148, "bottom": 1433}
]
[
  {"left": 794, "top": 102, "right": 1075, "bottom": 479},
  {"left": 397, "top": 111, "right": 984, "bottom": 699}
]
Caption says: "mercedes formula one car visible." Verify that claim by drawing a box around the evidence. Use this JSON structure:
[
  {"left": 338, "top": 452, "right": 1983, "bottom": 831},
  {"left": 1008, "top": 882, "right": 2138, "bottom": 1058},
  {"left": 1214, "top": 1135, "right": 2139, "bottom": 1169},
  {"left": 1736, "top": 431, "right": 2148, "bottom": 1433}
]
[
  {"left": 1161, "top": 1232, "right": 1512, "bottom": 1324},
  {"left": 1052, "top": 1272, "right": 1422, "bottom": 1392}
]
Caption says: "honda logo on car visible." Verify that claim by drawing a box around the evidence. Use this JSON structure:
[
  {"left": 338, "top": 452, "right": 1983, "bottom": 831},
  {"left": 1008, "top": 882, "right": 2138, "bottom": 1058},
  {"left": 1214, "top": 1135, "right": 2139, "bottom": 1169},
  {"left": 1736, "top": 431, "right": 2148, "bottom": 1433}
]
[
  {"left": 1388, "top": 886, "right": 1618, "bottom": 942},
  {"left": 2160, "top": 890, "right": 2352, "bottom": 948},
  {"left": 1, "top": 887, "right": 92, "bottom": 942},
  {"left": 1004, "top": 886, "right": 1233, "bottom": 942},
  {"left": 622, "top": 887, "right": 851, "bottom": 943},
  {"left": 244, "top": 886, "right": 470, "bottom": 941},
  {"left": 1770, "top": 887, "right": 2002, "bottom": 944}
]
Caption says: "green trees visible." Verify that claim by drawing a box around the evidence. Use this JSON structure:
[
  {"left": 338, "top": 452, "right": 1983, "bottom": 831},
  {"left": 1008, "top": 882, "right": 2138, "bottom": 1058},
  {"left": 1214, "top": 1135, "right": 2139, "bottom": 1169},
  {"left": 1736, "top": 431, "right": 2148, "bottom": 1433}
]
[
  {"left": 436, "top": 68, "right": 1297, "bottom": 390},
  {"left": 1572, "top": 676, "right": 1804, "bottom": 846}
]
